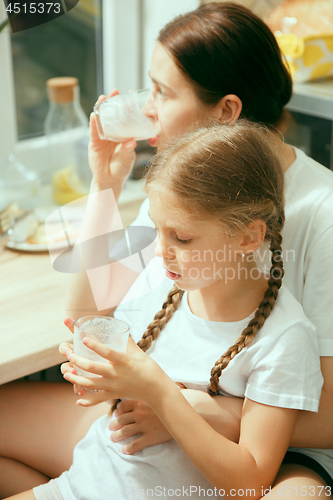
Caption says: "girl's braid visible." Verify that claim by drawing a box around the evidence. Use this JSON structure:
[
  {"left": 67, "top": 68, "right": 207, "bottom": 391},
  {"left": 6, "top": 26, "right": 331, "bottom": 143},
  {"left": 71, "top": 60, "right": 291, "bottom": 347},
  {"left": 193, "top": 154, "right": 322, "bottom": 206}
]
[
  {"left": 110, "top": 285, "right": 185, "bottom": 414},
  {"left": 137, "top": 285, "right": 185, "bottom": 352},
  {"left": 209, "top": 229, "right": 284, "bottom": 396}
]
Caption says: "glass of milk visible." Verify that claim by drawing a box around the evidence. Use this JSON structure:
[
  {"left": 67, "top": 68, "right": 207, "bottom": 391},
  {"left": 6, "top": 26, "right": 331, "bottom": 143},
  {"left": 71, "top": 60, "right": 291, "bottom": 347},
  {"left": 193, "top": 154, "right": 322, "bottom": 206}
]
[
  {"left": 73, "top": 316, "right": 130, "bottom": 380},
  {"left": 94, "top": 88, "right": 157, "bottom": 142}
]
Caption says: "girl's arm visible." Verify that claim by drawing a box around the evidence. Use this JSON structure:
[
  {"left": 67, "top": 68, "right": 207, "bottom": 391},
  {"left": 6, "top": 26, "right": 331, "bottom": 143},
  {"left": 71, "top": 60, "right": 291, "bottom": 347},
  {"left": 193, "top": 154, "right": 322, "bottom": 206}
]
[
  {"left": 61, "top": 335, "right": 332, "bottom": 451},
  {"left": 108, "top": 391, "right": 242, "bottom": 454},
  {"left": 149, "top": 384, "right": 297, "bottom": 498},
  {"left": 183, "top": 357, "right": 333, "bottom": 449},
  {"left": 110, "top": 357, "right": 333, "bottom": 453},
  {"left": 63, "top": 337, "right": 298, "bottom": 499}
]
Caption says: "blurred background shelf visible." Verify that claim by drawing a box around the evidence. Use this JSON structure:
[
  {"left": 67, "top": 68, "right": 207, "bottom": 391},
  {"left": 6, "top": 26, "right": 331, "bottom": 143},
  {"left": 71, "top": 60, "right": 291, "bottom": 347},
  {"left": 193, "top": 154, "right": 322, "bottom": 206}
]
[
  {"left": 288, "top": 80, "right": 333, "bottom": 120},
  {"left": 285, "top": 79, "right": 333, "bottom": 170}
]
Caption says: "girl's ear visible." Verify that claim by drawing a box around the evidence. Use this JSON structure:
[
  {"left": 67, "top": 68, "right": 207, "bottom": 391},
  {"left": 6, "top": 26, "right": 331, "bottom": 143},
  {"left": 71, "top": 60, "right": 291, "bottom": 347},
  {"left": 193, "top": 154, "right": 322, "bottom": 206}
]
[
  {"left": 239, "top": 220, "right": 266, "bottom": 254},
  {"left": 214, "top": 94, "right": 242, "bottom": 124}
]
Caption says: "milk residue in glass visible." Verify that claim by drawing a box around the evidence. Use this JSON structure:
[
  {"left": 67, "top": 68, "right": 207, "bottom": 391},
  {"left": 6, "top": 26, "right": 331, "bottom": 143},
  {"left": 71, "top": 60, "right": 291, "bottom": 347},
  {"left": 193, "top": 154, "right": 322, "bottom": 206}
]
[
  {"left": 74, "top": 318, "right": 129, "bottom": 377},
  {"left": 97, "top": 93, "right": 157, "bottom": 142},
  {"left": 82, "top": 317, "right": 117, "bottom": 335}
]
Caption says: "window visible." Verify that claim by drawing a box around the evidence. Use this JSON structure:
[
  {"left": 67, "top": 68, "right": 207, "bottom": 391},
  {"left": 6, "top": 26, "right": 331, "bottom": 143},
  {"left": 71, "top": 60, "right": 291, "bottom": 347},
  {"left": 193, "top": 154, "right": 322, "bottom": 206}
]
[
  {"left": 0, "top": 0, "right": 142, "bottom": 179},
  {"left": 0, "top": 0, "right": 199, "bottom": 180},
  {"left": 11, "top": 0, "right": 103, "bottom": 139}
]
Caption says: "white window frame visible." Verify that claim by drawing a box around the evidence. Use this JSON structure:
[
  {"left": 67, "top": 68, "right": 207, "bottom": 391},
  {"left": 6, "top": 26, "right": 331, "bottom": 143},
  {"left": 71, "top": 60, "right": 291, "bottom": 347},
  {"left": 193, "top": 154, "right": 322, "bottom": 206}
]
[
  {"left": 0, "top": 0, "right": 142, "bottom": 176},
  {"left": 0, "top": 1, "right": 17, "bottom": 168}
]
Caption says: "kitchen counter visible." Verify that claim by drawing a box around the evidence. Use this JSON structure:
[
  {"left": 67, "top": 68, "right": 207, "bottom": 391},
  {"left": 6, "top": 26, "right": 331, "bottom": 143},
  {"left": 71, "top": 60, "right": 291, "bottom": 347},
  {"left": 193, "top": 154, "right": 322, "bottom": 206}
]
[{"left": 0, "top": 179, "right": 147, "bottom": 384}]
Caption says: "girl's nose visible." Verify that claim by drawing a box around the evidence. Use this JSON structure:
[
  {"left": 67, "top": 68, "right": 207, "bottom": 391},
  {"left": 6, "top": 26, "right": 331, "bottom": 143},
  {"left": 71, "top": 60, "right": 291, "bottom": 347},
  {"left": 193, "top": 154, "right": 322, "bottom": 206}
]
[
  {"left": 142, "top": 91, "right": 157, "bottom": 120},
  {"left": 155, "top": 237, "right": 162, "bottom": 258},
  {"left": 155, "top": 236, "right": 175, "bottom": 261}
]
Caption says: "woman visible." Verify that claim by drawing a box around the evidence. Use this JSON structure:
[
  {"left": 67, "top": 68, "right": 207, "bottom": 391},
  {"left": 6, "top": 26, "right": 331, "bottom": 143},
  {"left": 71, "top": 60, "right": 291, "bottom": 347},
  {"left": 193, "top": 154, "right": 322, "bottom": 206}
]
[{"left": 0, "top": 2, "right": 332, "bottom": 498}]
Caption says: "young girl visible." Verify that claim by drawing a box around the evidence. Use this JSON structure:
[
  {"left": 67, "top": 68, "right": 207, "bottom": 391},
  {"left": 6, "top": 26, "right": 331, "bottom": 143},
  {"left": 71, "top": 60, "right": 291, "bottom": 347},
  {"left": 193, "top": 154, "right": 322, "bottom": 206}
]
[
  {"left": 19, "top": 123, "right": 325, "bottom": 500},
  {"left": 1, "top": 3, "right": 333, "bottom": 497}
]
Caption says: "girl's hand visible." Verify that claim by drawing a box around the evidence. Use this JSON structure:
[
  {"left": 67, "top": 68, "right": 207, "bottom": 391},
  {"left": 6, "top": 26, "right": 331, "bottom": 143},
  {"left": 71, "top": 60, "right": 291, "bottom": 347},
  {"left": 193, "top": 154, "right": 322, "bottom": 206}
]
[
  {"left": 109, "top": 400, "right": 173, "bottom": 455},
  {"left": 63, "top": 336, "right": 168, "bottom": 407},
  {"left": 89, "top": 90, "right": 137, "bottom": 192},
  {"left": 60, "top": 340, "right": 113, "bottom": 402}
]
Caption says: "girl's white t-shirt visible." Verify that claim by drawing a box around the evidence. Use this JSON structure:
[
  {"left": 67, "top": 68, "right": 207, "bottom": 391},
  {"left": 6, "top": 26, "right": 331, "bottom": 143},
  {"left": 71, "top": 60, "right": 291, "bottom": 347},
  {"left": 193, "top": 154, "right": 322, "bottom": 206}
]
[{"left": 56, "top": 257, "right": 324, "bottom": 500}]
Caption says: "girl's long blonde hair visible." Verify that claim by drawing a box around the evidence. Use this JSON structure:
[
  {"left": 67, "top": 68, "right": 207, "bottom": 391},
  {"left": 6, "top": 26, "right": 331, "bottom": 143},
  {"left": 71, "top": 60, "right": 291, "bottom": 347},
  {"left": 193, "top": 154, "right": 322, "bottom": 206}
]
[{"left": 138, "top": 122, "right": 285, "bottom": 395}]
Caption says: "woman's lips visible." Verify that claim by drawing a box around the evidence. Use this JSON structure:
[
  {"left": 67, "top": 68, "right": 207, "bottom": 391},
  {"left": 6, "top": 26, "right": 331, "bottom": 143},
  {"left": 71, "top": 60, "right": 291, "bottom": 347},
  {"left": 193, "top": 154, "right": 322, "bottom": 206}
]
[
  {"left": 148, "top": 136, "right": 160, "bottom": 147},
  {"left": 166, "top": 269, "right": 181, "bottom": 280}
]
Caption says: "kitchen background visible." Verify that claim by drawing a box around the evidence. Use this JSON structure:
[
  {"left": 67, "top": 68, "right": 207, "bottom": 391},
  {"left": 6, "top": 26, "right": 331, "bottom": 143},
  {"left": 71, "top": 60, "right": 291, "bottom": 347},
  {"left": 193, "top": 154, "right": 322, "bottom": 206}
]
[
  {"left": 1, "top": 0, "right": 333, "bottom": 184},
  {"left": 0, "top": 0, "right": 332, "bottom": 382}
]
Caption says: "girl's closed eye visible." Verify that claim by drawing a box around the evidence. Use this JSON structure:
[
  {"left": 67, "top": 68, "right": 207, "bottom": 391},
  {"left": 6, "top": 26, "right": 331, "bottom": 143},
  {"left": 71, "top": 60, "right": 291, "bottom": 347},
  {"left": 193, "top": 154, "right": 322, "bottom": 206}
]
[
  {"left": 154, "top": 227, "right": 191, "bottom": 244},
  {"left": 176, "top": 235, "right": 191, "bottom": 245}
]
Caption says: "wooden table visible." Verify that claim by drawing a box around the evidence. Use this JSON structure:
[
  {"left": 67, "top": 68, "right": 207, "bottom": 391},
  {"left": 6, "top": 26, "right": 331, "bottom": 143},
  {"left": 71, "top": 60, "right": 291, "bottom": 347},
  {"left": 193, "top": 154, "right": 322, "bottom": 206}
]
[
  {"left": 0, "top": 180, "right": 147, "bottom": 385},
  {"left": 0, "top": 248, "right": 73, "bottom": 384}
]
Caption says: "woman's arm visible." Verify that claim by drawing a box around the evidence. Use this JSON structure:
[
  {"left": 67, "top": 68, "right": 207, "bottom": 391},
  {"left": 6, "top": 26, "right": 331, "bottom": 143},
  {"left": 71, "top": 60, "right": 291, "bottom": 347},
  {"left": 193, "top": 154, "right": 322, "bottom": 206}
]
[
  {"left": 65, "top": 92, "right": 139, "bottom": 320},
  {"left": 63, "top": 337, "right": 298, "bottom": 499},
  {"left": 290, "top": 357, "right": 333, "bottom": 448},
  {"left": 289, "top": 226, "right": 333, "bottom": 448}
]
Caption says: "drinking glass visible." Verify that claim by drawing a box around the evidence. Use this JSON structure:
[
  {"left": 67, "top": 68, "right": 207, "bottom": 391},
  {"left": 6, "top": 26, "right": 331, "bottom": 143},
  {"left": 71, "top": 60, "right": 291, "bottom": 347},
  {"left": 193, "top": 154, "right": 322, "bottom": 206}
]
[
  {"left": 94, "top": 88, "right": 157, "bottom": 142},
  {"left": 73, "top": 316, "right": 130, "bottom": 379}
]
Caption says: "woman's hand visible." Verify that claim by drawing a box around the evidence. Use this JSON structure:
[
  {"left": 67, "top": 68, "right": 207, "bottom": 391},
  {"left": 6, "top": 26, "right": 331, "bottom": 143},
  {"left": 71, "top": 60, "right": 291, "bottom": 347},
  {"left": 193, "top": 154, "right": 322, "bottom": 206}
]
[
  {"left": 59, "top": 318, "right": 75, "bottom": 377},
  {"left": 59, "top": 317, "right": 84, "bottom": 396},
  {"left": 109, "top": 400, "right": 173, "bottom": 454},
  {"left": 89, "top": 90, "right": 137, "bottom": 193},
  {"left": 62, "top": 336, "right": 169, "bottom": 406}
]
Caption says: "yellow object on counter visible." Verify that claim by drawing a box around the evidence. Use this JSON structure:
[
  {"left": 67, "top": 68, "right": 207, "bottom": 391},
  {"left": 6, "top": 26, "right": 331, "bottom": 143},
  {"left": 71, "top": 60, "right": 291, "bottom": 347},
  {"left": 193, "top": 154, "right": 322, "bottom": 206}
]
[
  {"left": 52, "top": 165, "right": 88, "bottom": 205},
  {"left": 276, "top": 32, "right": 333, "bottom": 82}
]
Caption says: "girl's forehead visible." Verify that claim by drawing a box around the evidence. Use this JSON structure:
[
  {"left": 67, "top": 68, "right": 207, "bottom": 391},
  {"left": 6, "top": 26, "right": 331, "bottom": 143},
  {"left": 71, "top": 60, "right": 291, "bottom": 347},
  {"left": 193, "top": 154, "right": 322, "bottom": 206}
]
[
  {"left": 148, "top": 188, "right": 230, "bottom": 240},
  {"left": 148, "top": 189, "right": 199, "bottom": 230}
]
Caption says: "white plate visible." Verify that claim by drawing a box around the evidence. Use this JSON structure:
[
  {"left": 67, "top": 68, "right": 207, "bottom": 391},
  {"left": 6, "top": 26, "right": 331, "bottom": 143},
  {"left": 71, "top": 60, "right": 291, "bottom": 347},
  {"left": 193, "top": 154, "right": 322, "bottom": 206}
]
[
  {"left": 5, "top": 201, "right": 84, "bottom": 253},
  {"left": 6, "top": 239, "right": 73, "bottom": 253},
  {"left": 6, "top": 210, "right": 81, "bottom": 253}
]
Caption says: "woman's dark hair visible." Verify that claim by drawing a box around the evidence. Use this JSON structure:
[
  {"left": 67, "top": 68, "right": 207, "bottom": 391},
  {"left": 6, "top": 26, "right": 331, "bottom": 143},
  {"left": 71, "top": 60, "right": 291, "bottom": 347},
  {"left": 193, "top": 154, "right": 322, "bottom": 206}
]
[{"left": 158, "top": 2, "right": 292, "bottom": 127}]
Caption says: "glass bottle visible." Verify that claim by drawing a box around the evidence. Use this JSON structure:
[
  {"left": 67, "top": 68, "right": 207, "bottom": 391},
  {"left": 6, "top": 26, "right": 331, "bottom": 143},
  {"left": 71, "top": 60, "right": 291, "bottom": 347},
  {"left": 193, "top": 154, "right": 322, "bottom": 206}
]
[
  {"left": 44, "top": 77, "right": 91, "bottom": 205},
  {"left": 0, "top": 154, "right": 40, "bottom": 211}
]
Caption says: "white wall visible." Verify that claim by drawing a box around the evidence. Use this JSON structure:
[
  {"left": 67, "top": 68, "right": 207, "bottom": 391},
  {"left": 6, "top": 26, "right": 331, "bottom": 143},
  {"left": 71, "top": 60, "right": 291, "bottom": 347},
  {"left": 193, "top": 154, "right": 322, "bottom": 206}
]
[
  {"left": 103, "top": 0, "right": 141, "bottom": 94},
  {"left": 0, "top": 0, "right": 200, "bottom": 176},
  {"left": 0, "top": 2, "right": 17, "bottom": 167},
  {"left": 142, "top": 0, "right": 200, "bottom": 89},
  {"left": 102, "top": 0, "right": 200, "bottom": 93}
]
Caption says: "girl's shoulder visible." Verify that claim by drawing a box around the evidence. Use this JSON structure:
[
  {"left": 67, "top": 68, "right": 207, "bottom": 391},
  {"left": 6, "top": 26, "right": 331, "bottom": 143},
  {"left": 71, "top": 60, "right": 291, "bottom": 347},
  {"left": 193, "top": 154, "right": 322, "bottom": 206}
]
[
  {"left": 270, "top": 285, "right": 315, "bottom": 328},
  {"left": 275, "top": 285, "right": 311, "bottom": 319},
  {"left": 286, "top": 148, "right": 333, "bottom": 195},
  {"left": 257, "top": 284, "right": 317, "bottom": 347}
]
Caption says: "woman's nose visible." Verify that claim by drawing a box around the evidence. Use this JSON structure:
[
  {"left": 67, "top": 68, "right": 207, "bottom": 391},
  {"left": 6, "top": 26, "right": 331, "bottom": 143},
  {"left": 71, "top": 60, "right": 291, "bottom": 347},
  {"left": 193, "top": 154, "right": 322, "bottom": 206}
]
[{"left": 142, "top": 91, "right": 157, "bottom": 120}]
